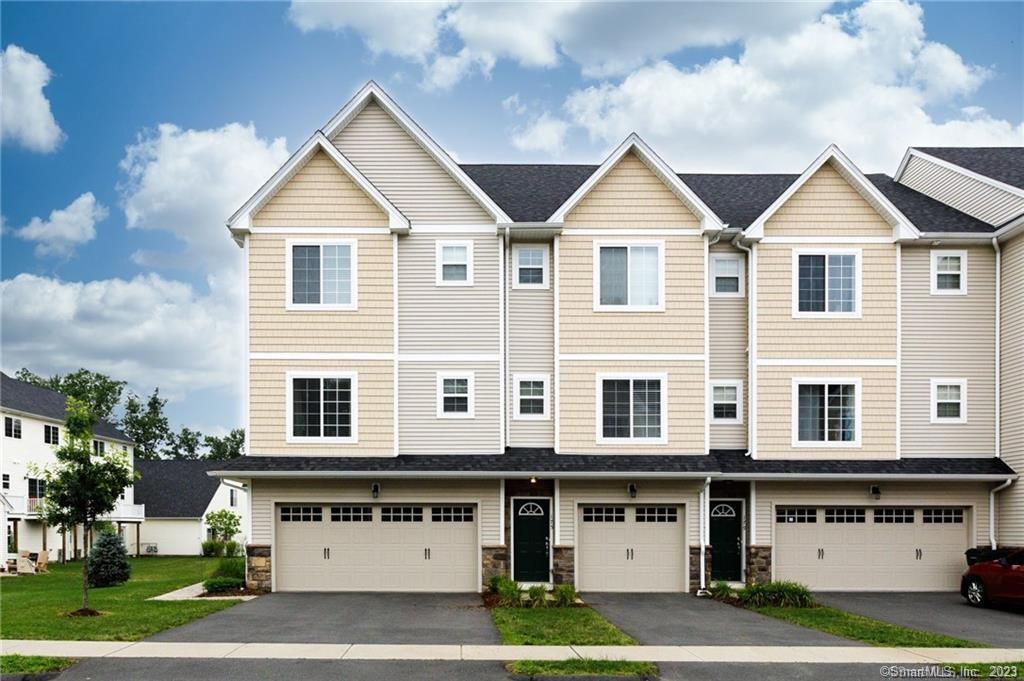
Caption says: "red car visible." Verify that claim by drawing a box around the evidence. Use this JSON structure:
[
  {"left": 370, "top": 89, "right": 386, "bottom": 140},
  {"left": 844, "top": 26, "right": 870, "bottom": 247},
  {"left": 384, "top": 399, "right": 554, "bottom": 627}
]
[{"left": 961, "top": 549, "right": 1024, "bottom": 607}]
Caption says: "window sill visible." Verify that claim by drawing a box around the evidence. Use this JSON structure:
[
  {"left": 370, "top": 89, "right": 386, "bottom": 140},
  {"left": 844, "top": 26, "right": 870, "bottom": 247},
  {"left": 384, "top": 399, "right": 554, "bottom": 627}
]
[
  {"left": 711, "top": 418, "right": 743, "bottom": 425},
  {"left": 513, "top": 414, "right": 551, "bottom": 422},
  {"left": 930, "top": 417, "right": 967, "bottom": 425},
  {"left": 710, "top": 292, "right": 745, "bottom": 299},
  {"left": 791, "top": 440, "right": 861, "bottom": 449},
  {"left": 435, "top": 281, "right": 474, "bottom": 288},
  {"left": 593, "top": 305, "right": 665, "bottom": 313},
  {"left": 285, "top": 304, "right": 358, "bottom": 312},
  {"left": 791, "top": 312, "right": 862, "bottom": 320},
  {"left": 929, "top": 289, "right": 968, "bottom": 296},
  {"left": 285, "top": 436, "right": 359, "bottom": 445},
  {"left": 596, "top": 437, "right": 668, "bottom": 445}
]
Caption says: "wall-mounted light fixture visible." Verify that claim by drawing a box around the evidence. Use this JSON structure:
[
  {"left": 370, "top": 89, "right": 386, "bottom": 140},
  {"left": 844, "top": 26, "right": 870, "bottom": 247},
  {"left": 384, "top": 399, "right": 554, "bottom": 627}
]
[
  {"left": 529, "top": 476, "right": 537, "bottom": 484},
  {"left": 371, "top": 482, "right": 381, "bottom": 499},
  {"left": 869, "top": 484, "right": 881, "bottom": 500},
  {"left": 627, "top": 483, "right": 638, "bottom": 499}
]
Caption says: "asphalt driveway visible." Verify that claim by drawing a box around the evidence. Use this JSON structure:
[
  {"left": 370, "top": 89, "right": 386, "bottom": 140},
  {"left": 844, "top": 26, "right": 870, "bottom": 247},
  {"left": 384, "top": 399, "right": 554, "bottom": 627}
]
[
  {"left": 149, "top": 592, "right": 500, "bottom": 644},
  {"left": 584, "top": 593, "right": 853, "bottom": 646},
  {"left": 819, "top": 592, "right": 1024, "bottom": 648}
]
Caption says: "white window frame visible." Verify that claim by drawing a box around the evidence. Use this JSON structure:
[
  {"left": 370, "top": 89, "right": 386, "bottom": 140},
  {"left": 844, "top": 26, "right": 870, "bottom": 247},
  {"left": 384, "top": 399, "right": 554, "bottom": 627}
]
[
  {"left": 285, "top": 238, "right": 359, "bottom": 311},
  {"left": 436, "top": 371, "right": 476, "bottom": 419},
  {"left": 285, "top": 371, "right": 359, "bottom": 444},
  {"left": 930, "top": 378, "right": 968, "bottom": 424},
  {"left": 512, "top": 243, "right": 550, "bottom": 290},
  {"left": 592, "top": 240, "right": 666, "bottom": 312},
  {"left": 229, "top": 489, "right": 237, "bottom": 507},
  {"left": 513, "top": 373, "right": 550, "bottom": 421},
  {"left": 595, "top": 372, "right": 669, "bottom": 445},
  {"left": 710, "top": 253, "right": 745, "bottom": 298},
  {"left": 791, "top": 248, "right": 862, "bottom": 319},
  {"left": 710, "top": 380, "right": 744, "bottom": 424},
  {"left": 435, "top": 240, "right": 474, "bottom": 287},
  {"left": 791, "top": 377, "right": 862, "bottom": 448},
  {"left": 930, "top": 249, "right": 968, "bottom": 296}
]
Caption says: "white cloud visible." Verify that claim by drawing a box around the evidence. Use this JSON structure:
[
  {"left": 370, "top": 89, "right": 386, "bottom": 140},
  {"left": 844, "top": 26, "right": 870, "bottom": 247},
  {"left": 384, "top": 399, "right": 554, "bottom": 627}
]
[
  {"left": 0, "top": 44, "right": 64, "bottom": 152},
  {"left": 13, "top": 192, "right": 107, "bottom": 258},
  {"left": 511, "top": 112, "right": 569, "bottom": 155},
  {"left": 502, "top": 93, "right": 526, "bottom": 115}
]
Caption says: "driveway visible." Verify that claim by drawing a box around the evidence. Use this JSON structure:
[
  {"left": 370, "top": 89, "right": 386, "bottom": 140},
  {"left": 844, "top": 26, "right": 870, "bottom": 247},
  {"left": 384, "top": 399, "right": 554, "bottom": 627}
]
[
  {"left": 819, "top": 592, "right": 1024, "bottom": 648},
  {"left": 584, "top": 593, "right": 853, "bottom": 646},
  {"left": 149, "top": 593, "right": 500, "bottom": 644}
]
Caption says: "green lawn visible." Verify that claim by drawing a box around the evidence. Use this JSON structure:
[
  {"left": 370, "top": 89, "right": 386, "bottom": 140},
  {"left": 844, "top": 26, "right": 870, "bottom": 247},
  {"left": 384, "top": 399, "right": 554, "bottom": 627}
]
[
  {"left": 507, "top": 659, "right": 657, "bottom": 677},
  {"left": 951, "top": 662, "right": 1024, "bottom": 678},
  {"left": 0, "top": 556, "right": 241, "bottom": 641},
  {"left": 0, "top": 655, "right": 77, "bottom": 674},
  {"left": 754, "top": 606, "right": 985, "bottom": 648},
  {"left": 491, "top": 607, "right": 636, "bottom": 646}
]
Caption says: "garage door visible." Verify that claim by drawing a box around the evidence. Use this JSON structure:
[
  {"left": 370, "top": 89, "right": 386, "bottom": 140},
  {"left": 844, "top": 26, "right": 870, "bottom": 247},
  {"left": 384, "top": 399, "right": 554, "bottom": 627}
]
[
  {"left": 774, "top": 506, "right": 968, "bottom": 591},
  {"left": 275, "top": 504, "right": 478, "bottom": 592},
  {"left": 577, "top": 505, "right": 686, "bottom": 592}
]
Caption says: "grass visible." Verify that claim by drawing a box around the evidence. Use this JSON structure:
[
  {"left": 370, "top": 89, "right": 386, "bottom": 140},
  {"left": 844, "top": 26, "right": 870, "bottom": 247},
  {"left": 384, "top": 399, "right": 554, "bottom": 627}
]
[
  {"left": 491, "top": 607, "right": 636, "bottom": 646},
  {"left": 950, "top": 662, "right": 1024, "bottom": 678},
  {"left": 754, "top": 605, "right": 985, "bottom": 648},
  {"left": 0, "top": 556, "right": 241, "bottom": 641},
  {"left": 507, "top": 659, "right": 657, "bottom": 677},
  {"left": 0, "top": 655, "right": 77, "bottom": 674}
]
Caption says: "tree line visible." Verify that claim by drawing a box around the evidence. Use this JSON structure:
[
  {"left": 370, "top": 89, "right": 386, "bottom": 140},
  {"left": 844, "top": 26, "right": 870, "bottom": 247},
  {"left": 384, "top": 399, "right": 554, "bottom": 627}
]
[{"left": 15, "top": 368, "right": 244, "bottom": 460}]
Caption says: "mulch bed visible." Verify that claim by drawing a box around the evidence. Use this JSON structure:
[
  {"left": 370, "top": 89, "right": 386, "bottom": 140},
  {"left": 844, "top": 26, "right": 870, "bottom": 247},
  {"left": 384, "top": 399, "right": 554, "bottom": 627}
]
[
  {"left": 197, "top": 588, "right": 263, "bottom": 598},
  {"left": 65, "top": 608, "right": 102, "bottom": 617}
]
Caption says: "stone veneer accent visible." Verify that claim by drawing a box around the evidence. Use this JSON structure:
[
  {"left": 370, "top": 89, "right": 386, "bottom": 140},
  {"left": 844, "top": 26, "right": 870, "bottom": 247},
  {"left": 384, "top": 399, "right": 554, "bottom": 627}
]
[
  {"left": 747, "top": 545, "right": 772, "bottom": 585},
  {"left": 246, "top": 544, "right": 272, "bottom": 592},
  {"left": 482, "top": 545, "right": 508, "bottom": 587},
  {"left": 688, "top": 546, "right": 712, "bottom": 592},
  {"left": 553, "top": 546, "right": 574, "bottom": 585}
]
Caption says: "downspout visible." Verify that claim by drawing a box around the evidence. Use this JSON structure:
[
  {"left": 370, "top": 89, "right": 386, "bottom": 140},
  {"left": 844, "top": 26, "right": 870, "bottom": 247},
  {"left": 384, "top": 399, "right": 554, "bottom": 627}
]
[
  {"left": 992, "top": 237, "right": 1001, "bottom": 459},
  {"left": 990, "top": 478, "right": 1013, "bottom": 549},
  {"left": 732, "top": 233, "right": 755, "bottom": 458},
  {"left": 698, "top": 476, "right": 711, "bottom": 595}
]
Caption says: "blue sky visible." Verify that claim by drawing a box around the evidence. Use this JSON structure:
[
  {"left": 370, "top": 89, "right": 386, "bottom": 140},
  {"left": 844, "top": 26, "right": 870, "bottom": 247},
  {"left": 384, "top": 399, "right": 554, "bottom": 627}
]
[{"left": 2, "top": 1, "right": 1021, "bottom": 439}]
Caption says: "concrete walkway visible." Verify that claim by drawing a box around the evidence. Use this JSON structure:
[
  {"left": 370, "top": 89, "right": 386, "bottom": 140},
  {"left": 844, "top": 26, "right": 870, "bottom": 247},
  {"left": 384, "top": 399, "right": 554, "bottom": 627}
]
[
  {"left": 4, "top": 640, "right": 1023, "bottom": 663},
  {"left": 148, "top": 582, "right": 258, "bottom": 602}
]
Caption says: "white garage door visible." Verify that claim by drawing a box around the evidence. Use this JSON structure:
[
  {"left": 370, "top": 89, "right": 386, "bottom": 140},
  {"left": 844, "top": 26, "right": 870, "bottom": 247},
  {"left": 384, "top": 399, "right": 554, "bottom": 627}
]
[
  {"left": 774, "top": 506, "right": 968, "bottom": 591},
  {"left": 275, "top": 504, "right": 478, "bottom": 592},
  {"left": 578, "top": 505, "right": 687, "bottom": 592}
]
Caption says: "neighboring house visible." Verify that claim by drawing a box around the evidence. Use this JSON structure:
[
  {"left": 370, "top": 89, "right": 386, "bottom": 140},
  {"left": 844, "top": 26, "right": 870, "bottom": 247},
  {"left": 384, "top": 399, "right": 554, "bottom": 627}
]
[
  {"left": 132, "top": 460, "right": 247, "bottom": 555},
  {"left": 211, "top": 81, "right": 1019, "bottom": 594},
  {"left": 1, "top": 372, "right": 143, "bottom": 561}
]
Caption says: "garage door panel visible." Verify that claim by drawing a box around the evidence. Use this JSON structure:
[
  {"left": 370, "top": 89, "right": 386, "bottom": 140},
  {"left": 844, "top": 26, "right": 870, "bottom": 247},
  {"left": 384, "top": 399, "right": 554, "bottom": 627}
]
[{"left": 578, "top": 505, "right": 686, "bottom": 592}]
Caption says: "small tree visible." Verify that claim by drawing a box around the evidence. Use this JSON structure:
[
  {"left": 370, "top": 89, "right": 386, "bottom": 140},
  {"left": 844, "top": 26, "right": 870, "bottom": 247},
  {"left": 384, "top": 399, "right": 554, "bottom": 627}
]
[
  {"left": 205, "top": 509, "right": 241, "bottom": 542},
  {"left": 34, "top": 398, "right": 135, "bottom": 615},
  {"left": 88, "top": 531, "right": 131, "bottom": 587}
]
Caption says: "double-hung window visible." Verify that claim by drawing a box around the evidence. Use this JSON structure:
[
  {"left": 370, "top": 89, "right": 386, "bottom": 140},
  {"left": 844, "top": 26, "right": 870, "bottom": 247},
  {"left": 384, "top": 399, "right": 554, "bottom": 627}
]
[
  {"left": 4, "top": 417, "right": 21, "bottom": 439},
  {"left": 594, "top": 242, "right": 664, "bottom": 311},
  {"left": 513, "top": 373, "right": 549, "bottom": 420},
  {"left": 287, "top": 372, "right": 358, "bottom": 443},
  {"left": 930, "top": 250, "right": 967, "bottom": 295},
  {"left": 710, "top": 254, "right": 744, "bottom": 297},
  {"left": 793, "top": 249, "right": 861, "bottom": 317},
  {"left": 931, "top": 379, "right": 967, "bottom": 424},
  {"left": 287, "top": 240, "right": 357, "bottom": 310},
  {"left": 436, "top": 240, "right": 474, "bottom": 286},
  {"left": 793, "top": 378, "right": 861, "bottom": 447},
  {"left": 437, "top": 372, "right": 474, "bottom": 418},
  {"left": 710, "top": 381, "right": 743, "bottom": 423},
  {"left": 93, "top": 440, "right": 105, "bottom": 454},
  {"left": 28, "top": 478, "right": 46, "bottom": 499},
  {"left": 513, "top": 244, "right": 549, "bottom": 289},
  {"left": 44, "top": 424, "right": 59, "bottom": 445},
  {"left": 598, "top": 374, "right": 667, "bottom": 443}
]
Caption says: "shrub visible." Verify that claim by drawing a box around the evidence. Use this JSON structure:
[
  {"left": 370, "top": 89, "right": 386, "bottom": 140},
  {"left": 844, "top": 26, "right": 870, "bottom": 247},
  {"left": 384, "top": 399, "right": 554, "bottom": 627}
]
[
  {"left": 224, "top": 540, "right": 241, "bottom": 558},
  {"left": 488, "top": 574, "right": 506, "bottom": 593},
  {"left": 738, "top": 581, "right": 815, "bottom": 608},
  {"left": 201, "top": 539, "right": 224, "bottom": 557},
  {"left": 527, "top": 585, "right": 547, "bottom": 608},
  {"left": 497, "top": 578, "right": 524, "bottom": 607},
  {"left": 87, "top": 531, "right": 131, "bottom": 588},
  {"left": 552, "top": 584, "right": 578, "bottom": 607},
  {"left": 214, "top": 556, "right": 245, "bottom": 580},
  {"left": 709, "top": 581, "right": 734, "bottom": 601},
  {"left": 205, "top": 509, "right": 241, "bottom": 542},
  {"left": 203, "top": 576, "right": 244, "bottom": 593}
]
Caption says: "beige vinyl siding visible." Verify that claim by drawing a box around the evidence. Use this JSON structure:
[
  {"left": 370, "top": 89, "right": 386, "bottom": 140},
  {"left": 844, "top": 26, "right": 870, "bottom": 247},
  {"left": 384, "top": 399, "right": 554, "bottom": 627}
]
[
  {"left": 249, "top": 233, "right": 393, "bottom": 353},
  {"left": 252, "top": 150, "right": 388, "bottom": 227},
  {"left": 398, "top": 362, "right": 500, "bottom": 454},
  {"left": 250, "top": 359, "right": 393, "bottom": 455},
  {"left": 710, "top": 245, "right": 748, "bottom": 449},
  {"left": 250, "top": 478, "right": 501, "bottom": 545},
  {"left": 757, "top": 365, "right": 896, "bottom": 459},
  {"left": 398, "top": 232, "right": 500, "bottom": 354},
  {"left": 753, "top": 481, "right": 991, "bottom": 547},
  {"left": 508, "top": 245, "right": 554, "bottom": 447},
  {"left": 332, "top": 101, "right": 491, "bottom": 224},
  {"left": 900, "top": 155, "right": 1024, "bottom": 227},
  {"left": 1000, "top": 233, "right": 1024, "bottom": 544},
  {"left": 558, "top": 479, "right": 700, "bottom": 548},
  {"left": 559, "top": 361, "right": 705, "bottom": 455},
  {"left": 901, "top": 244, "right": 996, "bottom": 457}
]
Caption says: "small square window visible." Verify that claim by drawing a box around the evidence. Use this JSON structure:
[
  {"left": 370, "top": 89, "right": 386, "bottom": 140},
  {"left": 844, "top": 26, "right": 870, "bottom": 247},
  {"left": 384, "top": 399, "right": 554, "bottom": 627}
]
[
  {"left": 438, "top": 372, "right": 474, "bottom": 418},
  {"left": 931, "top": 379, "right": 967, "bottom": 424},
  {"left": 5, "top": 417, "right": 22, "bottom": 439},
  {"left": 711, "top": 382, "right": 742, "bottom": 423},
  {"left": 514, "top": 374, "right": 549, "bottom": 420},
  {"left": 931, "top": 250, "right": 967, "bottom": 295},
  {"left": 711, "top": 254, "right": 744, "bottom": 297},
  {"left": 436, "top": 241, "right": 473, "bottom": 286},
  {"left": 513, "top": 245, "right": 549, "bottom": 289},
  {"left": 44, "top": 424, "right": 59, "bottom": 445}
]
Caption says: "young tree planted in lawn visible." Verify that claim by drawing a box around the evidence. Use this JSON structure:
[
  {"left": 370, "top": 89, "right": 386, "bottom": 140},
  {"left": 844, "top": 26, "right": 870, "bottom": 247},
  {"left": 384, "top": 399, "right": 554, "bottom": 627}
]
[
  {"left": 88, "top": 531, "right": 131, "bottom": 587},
  {"left": 204, "top": 509, "right": 241, "bottom": 542},
  {"left": 33, "top": 398, "right": 136, "bottom": 615}
]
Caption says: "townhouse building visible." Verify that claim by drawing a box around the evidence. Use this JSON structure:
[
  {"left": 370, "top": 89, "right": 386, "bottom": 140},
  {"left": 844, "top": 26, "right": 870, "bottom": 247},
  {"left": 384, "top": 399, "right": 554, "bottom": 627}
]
[{"left": 213, "top": 82, "right": 1020, "bottom": 594}]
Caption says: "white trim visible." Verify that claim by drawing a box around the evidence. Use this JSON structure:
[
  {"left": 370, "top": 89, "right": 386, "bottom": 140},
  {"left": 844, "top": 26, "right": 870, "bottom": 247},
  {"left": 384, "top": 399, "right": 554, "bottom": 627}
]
[
  {"left": 709, "top": 380, "right": 744, "bottom": 425},
  {"left": 512, "top": 243, "right": 550, "bottom": 290},
  {"left": 320, "top": 82, "right": 512, "bottom": 223},
  {"left": 284, "top": 371, "right": 359, "bottom": 444},
  {"left": 896, "top": 242, "right": 902, "bottom": 459},
  {"left": 435, "top": 239, "right": 474, "bottom": 287},
  {"left": 993, "top": 238, "right": 1001, "bottom": 458},
  {"left": 791, "top": 248, "right": 863, "bottom": 319},
  {"left": 253, "top": 352, "right": 393, "bottom": 361},
  {"left": 411, "top": 224, "right": 498, "bottom": 234},
  {"left": 399, "top": 353, "right": 499, "bottom": 363},
  {"left": 930, "top": 378, "right": 968, "bottom": 424},
  {"left": 758, "top": 358, "right": 895, "bottom": 367},
  {"left": 393, "top": 233, "right": 400, "bottom": 457},
  {"left": 509, "top": 496, "right": 553, "bottom": 584},
  {"left": 436, "top": 371, "right": 476, "bottom": 419},
  {"left": 592, "top": 240, "right": 666, "bottom": 312},
  {"left": 243, "top": 235, "right": 251, "bottom": 458},
  {"left": 498, "top": 480, "right": 506, "bottom": 545},
  {"left": 285, "top": 238, "right": 358, "bottom": 311},
  {"left": 512, "top": 373, "right": 551, "bottom": 421},
  {"left": 563, "top": 228, "right": 703, "bottom": 237},
  {"left": 553, "top": 480, "right": 561, "bottom": 545},
  {"left": 499, "top": 234, "right": 507, "bottom": 450},
  {"left": 709, "top": 497, "right": 746, "bottom": 582},
  {"left": 710, "top": 253, "right": 745, "bottom": 298},
  {"left": 759, "top": 236, "right": 894, "bottom": 244},
  {"left": 895, "top": 148, "right": 1024, "bottom": 201},
  {"left": 930, "top": 249, "right": 968, "bottom": 295},
  {"left": 790, "top": 377, "right": 863, "bottom": 448},
  {"left": 749, "top": 242, "right": 758, "bottom": 458},
  {"left": 250, "top": 227, "right": 390, "bottom": 235},
  {"left": 560, "top": 353, "right": 703, "bottom": 362},
  {"left": 553, "top": 236, "right": 561, "bottom": 453},
  {"left": 704, "top": 235, "right": 710, "bottom": 453},
  {"left": 749, "top": 481, "right": 757, "bottom": 546},
  {"left": 594, "top": 372, "right": 669, "bottom": 445}
]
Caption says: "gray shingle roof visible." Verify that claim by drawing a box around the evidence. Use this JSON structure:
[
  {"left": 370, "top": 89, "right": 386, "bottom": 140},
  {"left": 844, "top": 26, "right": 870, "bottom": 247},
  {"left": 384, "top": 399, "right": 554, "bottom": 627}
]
[
  {"left": 713, "top": 449, "right": 1016, "bottom": 477},
  {"left": 914, "top": 147, "right": 1024, "bottom": 191},
  {"left": 0, "top": 372, "right": 131, "bottom": 442},
  {"left": 134, "top": 459, "right": 223, "bottom": 518}
]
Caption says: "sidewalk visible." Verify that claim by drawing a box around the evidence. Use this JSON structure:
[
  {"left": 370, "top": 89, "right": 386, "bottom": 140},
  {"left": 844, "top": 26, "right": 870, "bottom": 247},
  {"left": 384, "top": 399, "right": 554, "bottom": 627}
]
[{"left": 4, "top": 640, "right": 1023, "bottom": 663}]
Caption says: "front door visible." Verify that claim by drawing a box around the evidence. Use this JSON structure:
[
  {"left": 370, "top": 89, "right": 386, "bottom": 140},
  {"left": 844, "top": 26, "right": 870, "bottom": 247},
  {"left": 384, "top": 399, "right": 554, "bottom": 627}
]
[
  {"left": 710, "top": 500, "right": 743, "bottom": 582},
  {"left": 513, "top": 498, "right": 550, "bottom": 582}
]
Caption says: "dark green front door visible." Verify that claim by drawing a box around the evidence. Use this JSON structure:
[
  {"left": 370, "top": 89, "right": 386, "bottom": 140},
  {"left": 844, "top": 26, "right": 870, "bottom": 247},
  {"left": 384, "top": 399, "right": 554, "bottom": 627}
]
[
  {"left": 710, "top": 500, "right": 743, "bottom": 582},
  {"left": 513, "top": 498, "right": 550, "bottom": 582}
]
